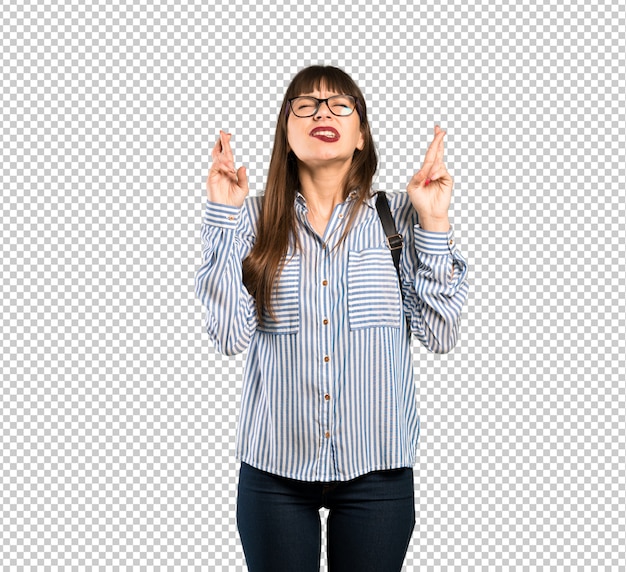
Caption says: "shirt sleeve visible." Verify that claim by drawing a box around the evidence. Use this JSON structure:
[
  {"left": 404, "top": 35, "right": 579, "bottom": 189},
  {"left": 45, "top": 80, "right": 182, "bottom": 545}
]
[
  {"left": 393, "top": 194, "right": 469, "bottom": 353},
  {"left": 194, "top": 199, "right": 259, "bottom": 355}
]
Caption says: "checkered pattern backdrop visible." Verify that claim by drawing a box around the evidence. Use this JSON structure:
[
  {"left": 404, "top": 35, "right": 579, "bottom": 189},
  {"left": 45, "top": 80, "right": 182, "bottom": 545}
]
[{"left": 2, "top": 0, "right": 625, "bottom": 570}]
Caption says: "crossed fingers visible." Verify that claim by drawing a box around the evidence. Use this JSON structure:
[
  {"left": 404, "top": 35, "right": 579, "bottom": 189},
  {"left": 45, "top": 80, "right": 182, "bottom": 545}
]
[
  {"left": 211, "top": 130, "right": 238, "bottom": 180},
  {"left": 421, "top": 125, "right": 446, "bottom": 185}
]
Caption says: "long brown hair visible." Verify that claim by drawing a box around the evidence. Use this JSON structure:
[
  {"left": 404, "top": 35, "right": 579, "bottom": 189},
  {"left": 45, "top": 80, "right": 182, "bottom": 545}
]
[{"left": 243, "top": 65, "right": 378, "bottom": 320}]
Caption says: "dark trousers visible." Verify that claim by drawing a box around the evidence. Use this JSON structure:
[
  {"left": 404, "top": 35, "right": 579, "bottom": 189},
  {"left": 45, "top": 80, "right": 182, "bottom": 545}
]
[{"left": 236, "top": 462, "right": 416, "bottom": 572}]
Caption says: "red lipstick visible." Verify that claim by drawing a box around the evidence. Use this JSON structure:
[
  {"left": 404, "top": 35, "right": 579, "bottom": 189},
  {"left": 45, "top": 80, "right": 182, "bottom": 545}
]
[{"left": 310, "top": 126, "right": 340, "bottom": 142}]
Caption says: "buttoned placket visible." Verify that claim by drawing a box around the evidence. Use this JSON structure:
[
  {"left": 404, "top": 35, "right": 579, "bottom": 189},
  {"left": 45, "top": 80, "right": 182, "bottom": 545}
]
[
  {"left": 318, "top": 224, "right": 334, "bottom": 478},
  {"left": 297, "top": 194, "right": 349, "bottom": 480},
  {"left": 295, "top": 193, "right": 361, "bottom": 480},
  {"left": 319, "top": 211, "right": 340, "bottom": 480}
]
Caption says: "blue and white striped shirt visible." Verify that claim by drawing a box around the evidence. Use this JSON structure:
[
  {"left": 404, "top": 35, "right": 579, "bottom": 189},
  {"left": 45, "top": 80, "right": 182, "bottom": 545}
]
[{"left": 195, "top": 190, "right": 469, "bottom": 481}]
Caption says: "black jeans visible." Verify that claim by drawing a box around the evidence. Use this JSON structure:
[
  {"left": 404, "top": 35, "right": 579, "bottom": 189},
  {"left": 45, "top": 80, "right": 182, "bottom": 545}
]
[{"left": 236, "top": 462, "right": 416, "bottom": 572}]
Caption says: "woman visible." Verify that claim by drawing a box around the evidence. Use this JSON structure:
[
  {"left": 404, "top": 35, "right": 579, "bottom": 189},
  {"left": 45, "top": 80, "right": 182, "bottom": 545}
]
[{"left": 195, "top": 65, "right": 469, "bottom": 572}]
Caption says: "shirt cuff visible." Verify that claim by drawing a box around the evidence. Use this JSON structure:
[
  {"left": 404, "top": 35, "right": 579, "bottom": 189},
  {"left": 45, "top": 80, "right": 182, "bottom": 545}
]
[
  {"left": 414, "top": 224, "right": 458, "bottom": 255},
  {"left": 203, "top": 199, "right": 242, "bottom": 228}
]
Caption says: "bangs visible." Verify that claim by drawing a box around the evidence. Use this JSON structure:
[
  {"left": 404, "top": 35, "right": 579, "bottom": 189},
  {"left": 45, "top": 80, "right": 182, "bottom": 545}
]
[{"left": 286, "top": 65, "right": 361, "bottom": 99}]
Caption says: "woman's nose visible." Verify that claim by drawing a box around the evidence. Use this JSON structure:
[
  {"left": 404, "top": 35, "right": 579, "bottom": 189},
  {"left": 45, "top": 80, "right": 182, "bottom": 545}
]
[{"left": 314, "top": 100, "right": 333, "bottom": 119}]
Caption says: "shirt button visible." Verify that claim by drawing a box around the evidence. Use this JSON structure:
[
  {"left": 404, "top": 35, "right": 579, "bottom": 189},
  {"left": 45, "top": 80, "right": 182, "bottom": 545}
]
[
  {"left": 324, "top": 393, "right": 330, "bottom": 401},
  {"left": 324, "top": 355, "right": 330, "bottom": 363},
  {"left": 449, "top": 239, "right": 454, "bottom": 245},
  {"left": 338, "top": 213, "right": 344, "bottom": 219},
  {"left": 322, "top": 242, "right": 327, "bottom": 249},
  {"left": 323, "top": 318, "right": 329, "bottom": 325},
  {"left": 322, "top": 279, "right": 328, "bottom": 286},
  {"left": 227, "top": 215, "right": 235, "bottom": 221},
  {"left": 325, "top": 431, "right": 331, "bottom": 438}
]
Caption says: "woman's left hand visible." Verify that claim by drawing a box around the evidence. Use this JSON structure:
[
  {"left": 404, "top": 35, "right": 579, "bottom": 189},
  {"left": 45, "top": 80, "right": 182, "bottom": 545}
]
[{"left": 406, "top": 125, "right": 453, "bottom": 231}]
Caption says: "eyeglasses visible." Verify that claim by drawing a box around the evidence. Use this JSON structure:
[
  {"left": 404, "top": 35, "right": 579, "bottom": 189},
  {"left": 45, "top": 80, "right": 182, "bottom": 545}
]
[{"left": 288, "top": 95, "right": 357, "bottom": 118}]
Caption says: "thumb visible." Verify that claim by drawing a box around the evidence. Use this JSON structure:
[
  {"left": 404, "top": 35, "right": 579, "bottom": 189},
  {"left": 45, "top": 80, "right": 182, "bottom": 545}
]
[
  {"left": 237, "top": 165, "right": 249, "bottom": 192},
  {"left": 412, "top": 170, "right": 431, "bottom": 188},
  {"left": 417, "top": 169, "right": 432, "bottom": 187}
]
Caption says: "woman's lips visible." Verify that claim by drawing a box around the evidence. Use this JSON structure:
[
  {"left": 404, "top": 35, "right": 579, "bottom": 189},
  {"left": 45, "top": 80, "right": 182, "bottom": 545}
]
[{"left": 310, "top": 126, "right": 340, "bottom": 142}]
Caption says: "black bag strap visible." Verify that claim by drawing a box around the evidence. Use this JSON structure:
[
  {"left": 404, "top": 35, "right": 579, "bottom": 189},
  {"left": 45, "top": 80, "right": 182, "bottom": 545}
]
[
  {"left": 375, "top": 191, "right": 403, "bottom": 292},
  {"left": 375, "top": 192, "right": 411, "bottom": 335}
]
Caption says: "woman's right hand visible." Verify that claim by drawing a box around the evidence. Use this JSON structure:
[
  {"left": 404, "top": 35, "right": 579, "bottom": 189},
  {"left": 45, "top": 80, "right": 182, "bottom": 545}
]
[{"left": 206, "top": 130, "right": 249, "bottom": 207}]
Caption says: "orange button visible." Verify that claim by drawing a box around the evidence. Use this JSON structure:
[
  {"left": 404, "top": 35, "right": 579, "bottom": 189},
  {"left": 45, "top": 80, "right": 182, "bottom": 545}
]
[
  {"left": 324, "top": 394, "right": 330, "bottom": 401},
  {"left": 325, "top": 431, "right": 330, "bottom": 438},
  {"left": 324, "top": 355, "right": 330, "bottom": 363},
  {"left": 322, "top": 279, "right": 328, "bottom": 286},
  {"left": 323, "top": 318, "right": 329, "bottom": 325}
]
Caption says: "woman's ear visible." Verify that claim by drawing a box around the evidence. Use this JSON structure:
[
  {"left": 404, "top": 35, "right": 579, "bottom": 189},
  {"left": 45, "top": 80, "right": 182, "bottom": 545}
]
[{"left": 357, "top": 128, "right": 365, "bottom": 151}]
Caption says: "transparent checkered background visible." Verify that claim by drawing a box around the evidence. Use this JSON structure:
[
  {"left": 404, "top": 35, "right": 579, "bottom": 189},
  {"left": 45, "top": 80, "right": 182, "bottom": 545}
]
[{"left": 2, "top": 0, "right": 625, "bottom": 570}]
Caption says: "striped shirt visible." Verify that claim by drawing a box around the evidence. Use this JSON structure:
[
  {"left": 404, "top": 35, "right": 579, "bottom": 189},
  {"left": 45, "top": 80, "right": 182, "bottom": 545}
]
[{"left": 195, "top": 190, "right": 469, "bottom": 482}]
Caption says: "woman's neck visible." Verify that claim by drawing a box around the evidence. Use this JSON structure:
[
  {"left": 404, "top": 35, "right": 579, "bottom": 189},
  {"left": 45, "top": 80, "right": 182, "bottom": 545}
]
[{"left": 298, "top": 163, "right": 350, "bottom": 222}]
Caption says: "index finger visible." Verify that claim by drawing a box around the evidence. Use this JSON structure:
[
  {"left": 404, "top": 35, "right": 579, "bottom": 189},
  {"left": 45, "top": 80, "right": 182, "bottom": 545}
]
[
  {"left": 421, "top": 128, "right": 446, "bottom": 169},
  {"left": 219, "top": 130, "right": 235, "bottom": 163},
  {"left": 211, "top": 133, "right": 223, "bottom": 161},
  {"left": 435, "top": 128, "right": 445, "bottom": 165}
]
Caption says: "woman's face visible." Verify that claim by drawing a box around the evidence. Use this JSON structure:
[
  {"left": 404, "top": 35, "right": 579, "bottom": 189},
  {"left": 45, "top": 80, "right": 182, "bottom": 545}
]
[{"left": 286, "top": 84, "right": 365, "bottom": 170}]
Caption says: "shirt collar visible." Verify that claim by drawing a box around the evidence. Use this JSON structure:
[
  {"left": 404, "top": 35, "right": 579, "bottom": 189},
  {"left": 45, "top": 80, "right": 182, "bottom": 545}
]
[{"left": 295, "top": 189, "right": 377, "bottom": 210}]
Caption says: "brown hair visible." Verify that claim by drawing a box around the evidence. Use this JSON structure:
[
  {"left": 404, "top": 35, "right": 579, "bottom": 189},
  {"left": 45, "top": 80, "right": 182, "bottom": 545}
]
[{"left": 242, "top": 65, "right": 378, "bottom": 320}]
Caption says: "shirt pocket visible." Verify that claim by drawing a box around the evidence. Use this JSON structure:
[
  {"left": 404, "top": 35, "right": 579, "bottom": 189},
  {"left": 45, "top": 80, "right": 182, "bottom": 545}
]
[
  {"left": 347, "top": 247, "right": 402, "bottom": 330},
  {"left": 257, "top": 253, "right": 301, "bottom": 334}
]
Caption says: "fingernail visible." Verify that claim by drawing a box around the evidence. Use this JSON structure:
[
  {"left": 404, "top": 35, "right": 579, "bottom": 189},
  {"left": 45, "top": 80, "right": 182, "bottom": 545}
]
[{"left": 424, "top": 178, "right": 431, "bottom": 186}]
